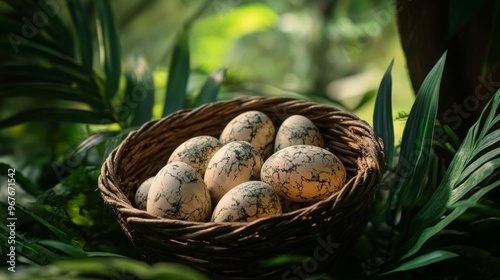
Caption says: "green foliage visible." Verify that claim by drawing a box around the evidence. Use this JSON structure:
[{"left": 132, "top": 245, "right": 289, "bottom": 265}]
[
  {"left": 163, "top": 28, "right": 191, "bottom": 116},
  {"left": 362, "top": 54, "right": 500, "bottom": 278},
  {"left": 373, "top": 58, "right": 394, "bottom": 169}
]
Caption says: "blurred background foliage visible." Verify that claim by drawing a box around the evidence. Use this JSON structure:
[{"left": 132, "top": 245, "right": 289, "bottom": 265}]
[{"left": 0, "top": 0, "right": 414, "bottom": 185}]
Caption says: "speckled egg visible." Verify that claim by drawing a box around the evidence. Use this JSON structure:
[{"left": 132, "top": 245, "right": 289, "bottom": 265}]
[
  {"left": 274, "top": 115, "right": 325, "bottom": 152},
  {"left": 261, "top": 145, "right": 346, "bottom": 202},
  {"left": 219, "top": 111, "right": 275, "bottom": 159},
  {"left": 134, "top": 177, "right": 154, "bottom": 210},
  {"left": 204, "top": 141, "right": 263, "bottom": 204},
  {"left": 147, "top": 162, "right": 211, "bottom": 221},
  {"left": 211, "top": 181, "right": 282, "bottom": 222},
  {"left": 167, "top": 136, "right": 223, "bottom": 177}
]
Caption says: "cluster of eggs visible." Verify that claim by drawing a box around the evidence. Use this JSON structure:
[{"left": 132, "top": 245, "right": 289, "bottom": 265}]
[{"left": 134, "top": 111, "right": 347, "bottom": 223}]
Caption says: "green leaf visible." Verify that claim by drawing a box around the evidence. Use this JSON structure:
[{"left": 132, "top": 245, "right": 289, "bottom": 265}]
[
  {"left": 373, "top": 58, "right": 395, "bottom": 169},
  {"left": 448, "top": 0, "right": 488, "bottom": 38},
  {"left": 53, "top": 258, "right": 148, "bottom": 279},
  {"left": 396, "top": 91, "right": 500, "bottom": 261},
  {"left": 37, "top": 240, "right": 88, "bottom": 259},
  {"left": 383, "top": 250, "right": 459, "bottom": 276},
  {"left": 0, "top": 82, "right": 105, "bottom": 110},
  {"left": 163, "top": 29, "right": 190, "bottom": 116},
  {"left": 0, "top": 39, "right": 82, "bottom": 73},
  {"left": 67, "top": 0, "right": 93, "bottom": 73},
  {"left": 260, "top": 254, "right": 307, "bottom": 267},
  {"left": 0, "top": 162, "right": 41, "bottom": 197},
  {"left": 73, "top": 131, "right": 119, "bottom": 156},
  {"left": 17, "top": 204, "right": 82, "bottom": 247},
  {"left": 389, "top": 51, "right": 447, "bottom": 214},
  {"left": 194, "top": 68, "right": 226, "bottom": 107},
  {"left": 403, "top": 180, "right": 500, "bottom": 260},
  {"left": 3, "top": 0, "right": 74, "bottom": 55},
  {"left": 96, "top": 0, "right": 121, "bottom": 99},
  {"left": 123, "top": 54, "right": 155, "bottom": 127},
  {"left": 0, "top": 108, "right": 115, "bottom": 129},
  {"left": 351, "top": 89, "right": 376, "bottom": 112},
  {"left": 0, "top": 60, "right": 103, "bottom": 92}
]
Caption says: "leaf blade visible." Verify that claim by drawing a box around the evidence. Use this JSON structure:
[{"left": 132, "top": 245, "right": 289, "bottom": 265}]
[
  {"left": 96, "top": 0, "right": 121, "bottom": 99},
  {"left": 373, "top": 58, "right": 395, "bottom": 169},
  {"left": 123, "top": 54, "right": 155, "bottom": 127},
  {"left": 67, "top": 0, "right": 94, "bottom": 73},
  {"left": 194, "top": 68, "right": 226, "bottom": 107},
  {"left": 163, "top": 29, "right": 190, "bottom": 116},
  {"left": 0, "top": 108, "right": 115, "bottom": 129},
  {"left": 384, "top": 250, "right": 459, "bottom": 276}
]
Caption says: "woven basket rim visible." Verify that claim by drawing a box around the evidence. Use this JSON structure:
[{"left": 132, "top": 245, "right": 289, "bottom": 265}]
[{"left": 99, "top": 96, "right": 383, "bottom": 228}]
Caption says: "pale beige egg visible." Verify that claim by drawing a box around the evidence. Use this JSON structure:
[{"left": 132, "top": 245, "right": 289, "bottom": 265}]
[
  {"left": 167, "top": 136, "right": 223, "bottom": 178},
  {"left": 211, "top": 181, "right": 282, "bottom": 222},
  {"left": 147, "top": 162, "right": 211, "bottom": 222},
  {"left": 261, "top": 145, "right": 346, "bottom": 202},
  {"left": 204, "top": 141, "right": 263, "bottom": 204},
  {"left": 219, "top": 111, "right": 275, "bottom": 159},
  {"left": 274, "top": 115, "right": 325, "bottom": 152}
]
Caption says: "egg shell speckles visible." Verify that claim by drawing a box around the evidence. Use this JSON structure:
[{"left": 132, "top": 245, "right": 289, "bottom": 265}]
[
  {"left": 261, "top": 145, "right": 346, "bottom": 202},
  {"left": 167, "top": 136, "right": 223, "bottom": 178},
  {"left": 274, "top": 115, "right": 325, "bottom": 152},
  {"left": 219, "top": 111, "right": 275, "bottom": 160},
  {"left": 204, "top": 141, "right": 263, "bottom": 204},
  {"left": 134, "top": 177, "right": 154, "bottom": 210},
  {"left": 211, "top": 181, "right": 282, "bottom": 222},
  {"left": 147, "top": 162, "right": 211, "bottom": 222}
]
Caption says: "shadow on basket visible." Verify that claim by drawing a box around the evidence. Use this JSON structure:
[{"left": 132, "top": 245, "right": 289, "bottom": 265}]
[{"left": 98, "top": 96, "right": 385, "bottom": 279}]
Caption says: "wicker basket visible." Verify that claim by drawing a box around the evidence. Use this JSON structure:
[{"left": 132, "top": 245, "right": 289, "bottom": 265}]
[{"left": 98, "top": 97, "right": 385, "bottom": 279}]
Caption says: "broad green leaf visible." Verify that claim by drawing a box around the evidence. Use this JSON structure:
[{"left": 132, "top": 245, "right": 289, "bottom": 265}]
[
  {"left": 3, "top": 0, "right": 74, "bottom": 55},
  {"left": 0, "top": 228, "right": 62, "bottom": 264},
  {"left": 55, "top": 257, "right": 150, "bottom": 278},
  {"left": 0, "top": 82, "right": 105, "bottom": 109},
  {"left": 352, "top": 89, "right": 376, "bottom": 111},
  {"left": 483, "top": 1, "right": 500, "bottom": 75},
  {"left": 396, "top": 91, "right": 500, "bottom": 261},
  {"left": 194, "top": 68, "right": 226, "bottom": 107},
  {"left": 163, "top": 29, "right": 190, "bottom": 117},
  {"left": 96, "top": 0, "right": 121, "bottom": 99},
  {"left": 67, "top": 0, "right": 93, "bottom": 72},
  {"left": 448, "top": 0, "right": 488, "bottom": 38},
  {"left": 449, "top": 156, "right": 500, "bottom": 206},
  {"left": 403, "top": 180, "right": 500, "bottom": 259},
  {"left": 388, "top": 51, "right": 447, "bottom": 215},
  {"left": 383, "top": 250, "right": 459, "bottom": 276},
  {"left": 0, "top": 108, "right": 115, "bottom": 129},
  {"left": 37, "top": 240, "right": 88, "bottom": 259},
  {"left": 0, "top": 61, "right": 102, "bottom": 90},
  {"left": 0, "top": 162, "right": 41, "bottom": 197},
  {"left": 73, "top": 131, "right": 119, "bottom": 156},
  {"left": 123, "top": 54, "right": 155, "bottom": 127},
  {"left": 373, "top": 58, "right": 395, "bottom": 169},
  {"left": 0, "top": 39, "right": 80, "bottom": 71}
]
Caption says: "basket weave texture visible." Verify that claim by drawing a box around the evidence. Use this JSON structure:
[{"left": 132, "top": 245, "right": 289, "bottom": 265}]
[{"left": 98, "top": 97, "right": 385, "bottom": 279}]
